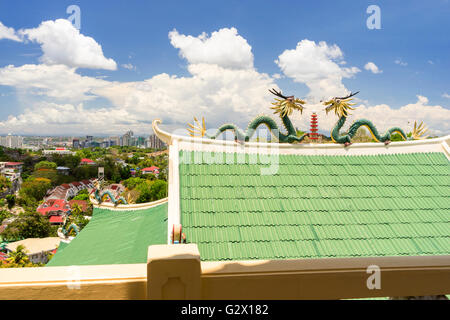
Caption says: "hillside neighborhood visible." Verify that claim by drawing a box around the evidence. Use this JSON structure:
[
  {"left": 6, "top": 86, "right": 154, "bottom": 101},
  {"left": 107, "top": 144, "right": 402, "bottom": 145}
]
[{"left": 0, "top": 137, "right": 168, "bottom": 267}]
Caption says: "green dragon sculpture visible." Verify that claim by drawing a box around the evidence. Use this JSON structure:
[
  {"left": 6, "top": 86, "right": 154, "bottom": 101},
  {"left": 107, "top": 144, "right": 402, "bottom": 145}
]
[
  {"left": 90, "top": 180, "right": 128, "bottom": 205},
  {"left": 188, "top": 89, "right": 309, "bottom": 143},
  {"left": 323, "top": 91, "right": 428, "bottom": 146},
  {"left": 61, "top": 219, "right": 79, "bottom": 237}
]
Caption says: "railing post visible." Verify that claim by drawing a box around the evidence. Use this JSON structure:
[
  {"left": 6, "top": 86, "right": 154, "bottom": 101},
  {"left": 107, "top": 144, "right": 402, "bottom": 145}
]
[{"left": 147, "top": 244, "right": 201, "bottom": 300}]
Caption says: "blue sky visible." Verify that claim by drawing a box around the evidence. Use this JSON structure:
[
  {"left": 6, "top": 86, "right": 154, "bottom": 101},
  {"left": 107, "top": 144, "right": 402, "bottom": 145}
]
[{"left": 0, "top": 0, "right": 449, "bottom": 135}]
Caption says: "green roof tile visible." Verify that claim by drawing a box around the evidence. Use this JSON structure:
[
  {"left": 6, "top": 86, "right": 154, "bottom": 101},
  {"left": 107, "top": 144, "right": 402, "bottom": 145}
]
[
  {"left": 47, "top": 203, "right": 168, "bottom": 266},
  {"left": 179, "top": 151, "right": 450, "bottom": 261}
]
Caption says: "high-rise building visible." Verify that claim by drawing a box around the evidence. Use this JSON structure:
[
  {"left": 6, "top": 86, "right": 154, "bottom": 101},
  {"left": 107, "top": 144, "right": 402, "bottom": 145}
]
[
  {"left": 148, "top": 134, "right": 166, "bottom": 150},
  {"left": 122, "top": 130, "right": 134, "bottom": 146},
  {"left": 72, "top": 139, "right": 80, "bottom": 149},
  {"left": 109, "top": 136, "right": 120, "bottom": 146},
  {"left": 0, "top": 134, "right": 23, "bottom": 149}
]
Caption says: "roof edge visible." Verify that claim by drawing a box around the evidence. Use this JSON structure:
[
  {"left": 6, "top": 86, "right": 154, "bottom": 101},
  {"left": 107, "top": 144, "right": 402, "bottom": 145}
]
[
  {"left": 152, "top": 119, "right": 450, "bottom": 151},
  {"left": 92, "top": 197, "right": 168, "bottom": 211}
]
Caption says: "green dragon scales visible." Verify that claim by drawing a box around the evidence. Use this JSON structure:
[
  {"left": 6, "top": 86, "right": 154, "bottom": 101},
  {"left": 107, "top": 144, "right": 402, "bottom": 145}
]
[
  {"left": 323, "top": 91, "right": 428, "bottom": 146},
  {"left": 188, "top": 88, "right": 309, "bottom": 143},
  {"left": 90, "top": 180, "right": 128, "bottom": 206}
]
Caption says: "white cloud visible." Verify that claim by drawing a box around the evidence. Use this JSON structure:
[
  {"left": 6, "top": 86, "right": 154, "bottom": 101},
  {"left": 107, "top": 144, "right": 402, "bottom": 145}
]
[
  {"left": 427, "top": 60, "right": 434, "bottom": 65},
  {"left": 0, "top": 63, "right": 276, "bottom": 134},
  {"left": 275, "top": 39, "right": 360, "bottom": 101},
  {"left": 0, "top": 102, "right": 140, "bottom": 135},
  {"left": 364, "top": 62, "right": 382, "bottom": 74},
  {"left": 442, "top": 93, "right": 450, "bottom": 99},
  {"left": 169, "top": 27, "right": 254, "bottom": 69},
  {"left": 0, "top": 21, "right": 21, "bottom": 42},
  {"left": 395, "top": 58, "right": 407, "bottom": 66},
  {"left": 1, "top": 26, "right": 448, "bottom": 137},
  {"left": 95, "top": 63, "right": 276, "bottom": 128},
  {"left": 121, "top": 63, "right": 136, "bottom": 71},
  {"left": 19, "top": 19, "right": 117, "bottom": 70},
  {"left": 0, "top": 64, "right": 108, "bottom": 101}
]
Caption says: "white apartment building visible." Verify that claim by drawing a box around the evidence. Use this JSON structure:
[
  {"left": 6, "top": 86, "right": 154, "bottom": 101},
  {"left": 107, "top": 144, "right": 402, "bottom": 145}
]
[
  {"left": 43, "top": 148, "right": 75, "bottom": 155},
  {"left": 0, "top": 134, "right": 23, "bottom": 149}
]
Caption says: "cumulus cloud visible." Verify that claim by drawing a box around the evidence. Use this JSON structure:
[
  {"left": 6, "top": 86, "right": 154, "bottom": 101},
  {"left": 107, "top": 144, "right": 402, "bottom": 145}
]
[
  {"left": 169, "top": 27, "right": 254, "bottom": 69},
  {"left": 0, "top": 63, "right": 276, "bottom": 134},
  {"left": 275, "top": 39, "right": 360, "bottom": 101},
  {"left": 364, "top": 62, "right": 382, "bottom": 74},
  {"left": 0, "top": 64, "right": 108, "bottom": 101},
  {"left": 442, "top": 93, "right": 450, "bottom": 99},
  {"left": 94, "top": 63, "right": 276, "bottom": 128},
  {"left": 19, "top": 19, "right": 117, "bottom": 70},
  {"left": 0, "top": 102, "right": 141, "bottom": 135},
  {"left": 1, "top": 25, "right": 448, "bottom": 137},
  {"left": 0, "top": 21, "right": 21, "bottom": 42}
]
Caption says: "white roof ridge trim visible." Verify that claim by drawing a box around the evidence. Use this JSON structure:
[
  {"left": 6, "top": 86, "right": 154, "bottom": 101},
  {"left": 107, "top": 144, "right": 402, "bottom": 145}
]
[
  {"left": 92, "top": 197, "right": 168, "bottom": 211},
  {"left": 152, "top": 119, "right": 450, "bottom": 156}
]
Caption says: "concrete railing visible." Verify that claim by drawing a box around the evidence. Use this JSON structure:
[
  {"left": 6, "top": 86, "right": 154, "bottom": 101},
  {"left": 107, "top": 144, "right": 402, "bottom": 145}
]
[
  {"left": 147, "top": 245, "right": 450, "bottom": 300},
  {"left": 1, "top": 244, "right": 449, "bottom": 299}
]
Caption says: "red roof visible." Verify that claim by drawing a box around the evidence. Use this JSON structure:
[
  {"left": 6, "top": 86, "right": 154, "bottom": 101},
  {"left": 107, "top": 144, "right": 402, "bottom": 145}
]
[
  {"left": 141, "top": 166, "right": 159, "bottom": 172},
  {"left": 81, "top": 158, "right": 94, "bottom": 163},
  {"left": 5, "top": 162, "right": 23, "bottom": 166},
  {"left": 37, "top": 199, "right": 70, "bottom": 216},
  {"left": 0, "top": 252, "right": 7, "bottom": 261},
  {"left": 49, "top": 216, "right": 64, "bottom": 223},
  {"left": 71, "top": 182, "right": 81, "bottom": 187},
  {"left": 68, "top": 200, "right": 88, "bottom": 212},
  {"left": 55, "top": 148, "right": 66, "bottom": 150}
]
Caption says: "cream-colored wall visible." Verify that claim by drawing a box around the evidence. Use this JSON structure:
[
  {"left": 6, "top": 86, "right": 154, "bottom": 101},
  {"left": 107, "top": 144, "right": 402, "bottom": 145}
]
[
  {"left": 0, "top": 264, "right": 147, "bottom": 300},
  {"left": 1, "top": 246, "right": 449, "bottom": 300}
]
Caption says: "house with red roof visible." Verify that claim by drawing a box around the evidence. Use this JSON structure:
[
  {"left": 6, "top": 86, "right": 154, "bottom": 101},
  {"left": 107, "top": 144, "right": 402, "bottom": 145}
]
[
  {"left": 37, "top": 199, "right": 71, "bottom": 217},
  {"left": 0, "top": 161, "right": 23, "bottom": 182},
  {"left": 141, "top": 166, "right": 159, "bottom": 176},
  {"left": 80, "top": 158, "right": 96, "bottom": 165}
]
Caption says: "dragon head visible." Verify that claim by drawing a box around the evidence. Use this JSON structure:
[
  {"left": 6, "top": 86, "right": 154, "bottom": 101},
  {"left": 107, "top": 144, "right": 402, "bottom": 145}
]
[
  {"left": 269, "top": 88, "right": 305, "bottom": 117},
  {"left": 323, "top": 91, "right": 359, "bottom": 118}
]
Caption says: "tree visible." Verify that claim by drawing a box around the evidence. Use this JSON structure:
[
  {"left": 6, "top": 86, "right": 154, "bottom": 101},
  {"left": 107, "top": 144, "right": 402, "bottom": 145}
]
[
  {"left": 123, "top": 177, "right": 146, "bottom": 190},
  {"left": 0, "top": 210, "right": 12, "bottom": 224},
  {"left": 136, "top": 180, "right": 154, "bottom": 203},
  {"left": 2, "top": 211, "right": 54, "bottom": 241},
  {"left": 6, "top": 245, "right": 31, "bottom": 266},
  {"left": 19, "top": 178, "right": 52, "bottom": 201},
  {"left": 35, "top": 161, "right": 57, "bottom": 170},
  {"left": 5, "top": 194, "right": 15, "bottom": 209},
  {"left": 149, "top": 180, "right": 168, "bottom": 201},
  {"left": 0, "top": 175, "right": 11, "bottom": 192},
  {"left": 135, "top": 179, "right": 167, "bottom": 203}
]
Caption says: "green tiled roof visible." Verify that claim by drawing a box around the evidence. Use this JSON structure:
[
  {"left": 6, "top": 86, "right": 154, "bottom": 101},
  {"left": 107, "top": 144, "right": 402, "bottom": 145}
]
[
  {"left": 46, "top": 202, "right": 168, "bottom": 266},
  {"left": 179, "top": 151, "right": 450, "bottom": 261}
]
